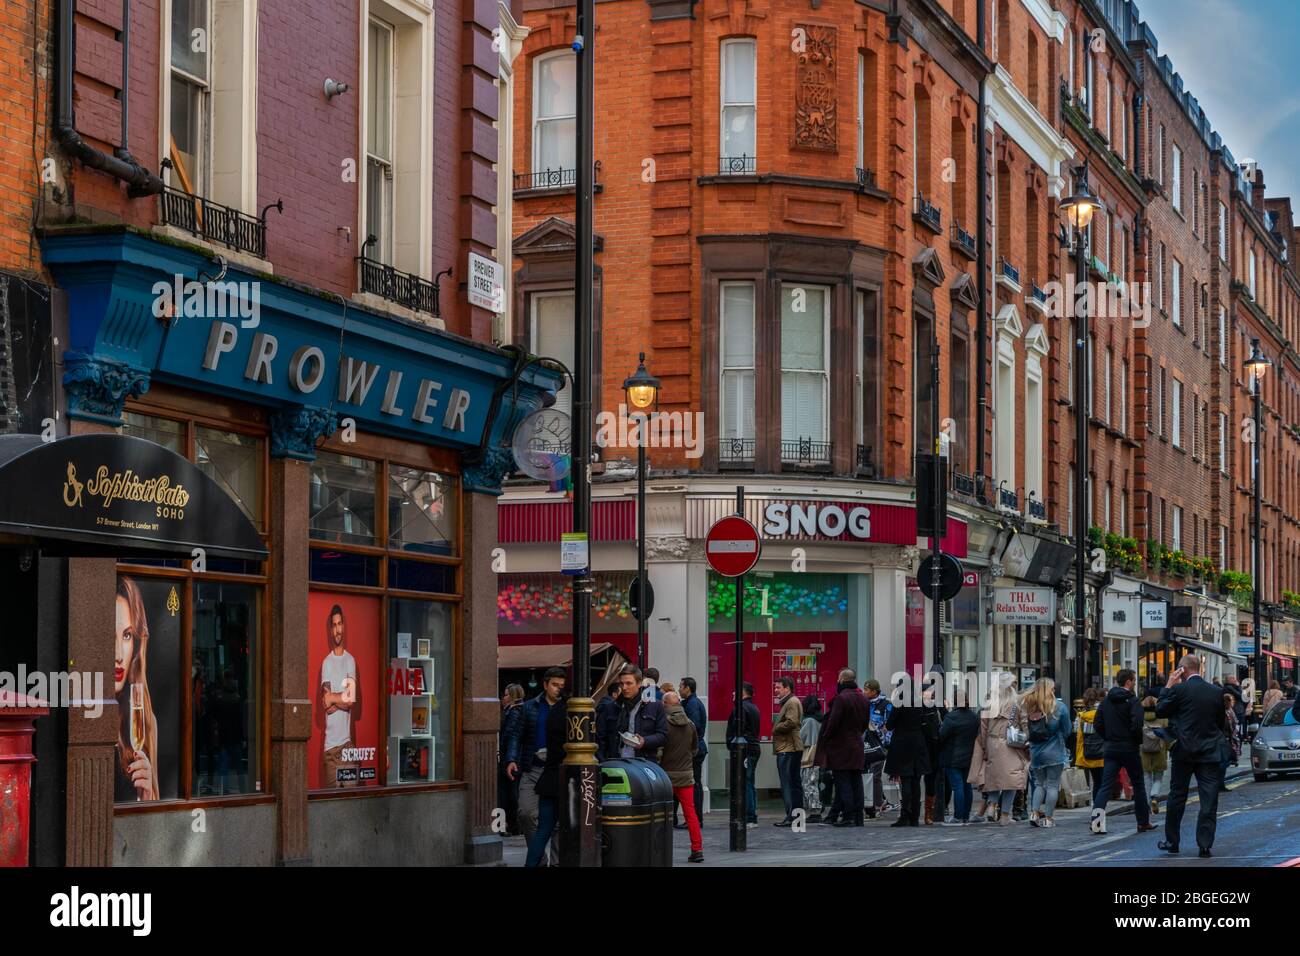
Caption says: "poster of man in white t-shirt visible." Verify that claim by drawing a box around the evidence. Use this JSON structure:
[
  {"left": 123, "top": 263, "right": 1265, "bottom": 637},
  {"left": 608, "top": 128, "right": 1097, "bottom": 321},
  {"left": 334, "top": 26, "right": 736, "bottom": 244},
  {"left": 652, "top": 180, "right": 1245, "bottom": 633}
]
[{"left": 319, "top": 604, "right": 360, "bottom": 787}]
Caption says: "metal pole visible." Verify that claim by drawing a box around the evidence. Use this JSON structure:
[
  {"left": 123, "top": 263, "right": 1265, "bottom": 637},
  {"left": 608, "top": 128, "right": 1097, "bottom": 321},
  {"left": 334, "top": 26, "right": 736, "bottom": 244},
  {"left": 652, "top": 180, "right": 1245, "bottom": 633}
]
[
  {"left": 1073, "top": 191, "right": 1090, "bottom": 701},
  {"left": 637, "top": 434, "right": 646, "bottom": 668},
  {"left": 730, "top": 485, "right": 747, "bottom": 852},
  {"left": 1253, "top": 380, "right": 1264, "bottom": 699},
  {"left": 560, "top": 0, "right": 600, "bottom": 868},
  {"left": 931, "top": 328, "right": 944, "bottom": 671}
]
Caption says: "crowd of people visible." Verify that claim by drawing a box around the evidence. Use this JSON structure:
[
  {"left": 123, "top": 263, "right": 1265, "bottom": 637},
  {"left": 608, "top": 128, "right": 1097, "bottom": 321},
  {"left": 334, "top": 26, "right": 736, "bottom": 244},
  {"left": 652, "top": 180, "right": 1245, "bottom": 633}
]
[{"left": 497, "top": 660, "right": 1300, "bottom": 865}]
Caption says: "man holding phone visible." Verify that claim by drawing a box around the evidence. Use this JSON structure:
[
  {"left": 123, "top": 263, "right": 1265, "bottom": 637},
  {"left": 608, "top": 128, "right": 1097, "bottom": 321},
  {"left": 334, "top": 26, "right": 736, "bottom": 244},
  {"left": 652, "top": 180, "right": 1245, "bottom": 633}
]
[{"left": 1156, "top": 654, "right": 1228, "bottom": 858}]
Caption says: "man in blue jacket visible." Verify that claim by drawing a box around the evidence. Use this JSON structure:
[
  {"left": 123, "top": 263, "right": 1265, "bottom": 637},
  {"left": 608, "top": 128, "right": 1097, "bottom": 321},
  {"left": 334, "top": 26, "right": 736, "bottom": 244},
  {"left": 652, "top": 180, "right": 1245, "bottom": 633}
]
[
  {"left": 503, "top": 667, "right": 566, "bottom": 864},
  {"left": 601, "top": 664, "right": 668, "bottom": 762},
  {"left": 677, "top": 676, "right": 708, "bottom": 828}
]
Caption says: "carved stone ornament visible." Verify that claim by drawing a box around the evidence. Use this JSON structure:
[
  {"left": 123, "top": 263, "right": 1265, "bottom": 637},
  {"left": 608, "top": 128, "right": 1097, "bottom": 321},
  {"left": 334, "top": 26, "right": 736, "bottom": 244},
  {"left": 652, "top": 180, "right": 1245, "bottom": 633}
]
[
  {"left": 793, "top": 24, "right": 837, "bottom": 152},
  {"left": 63, "top": 354, "right": 150, "bottom": 426},
  {"left": 269, "top": 405, "right": 339, "bottom": 461},
  {"left": 645, "top": 535, "right": 692, "bottom": 561}
]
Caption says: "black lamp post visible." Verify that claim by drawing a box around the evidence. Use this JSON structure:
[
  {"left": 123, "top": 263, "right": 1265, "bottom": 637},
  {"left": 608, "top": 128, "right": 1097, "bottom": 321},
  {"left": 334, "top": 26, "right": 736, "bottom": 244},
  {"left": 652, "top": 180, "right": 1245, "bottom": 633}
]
[
  {"left": 1059, "top": 162, "right": 1101, "bottom": 703},
  {"left": 1245, "top": 337, "right": 1271, "bottom": 707},
  {"left": 623, "top": 353, "right": 660, "bottom": 669}
]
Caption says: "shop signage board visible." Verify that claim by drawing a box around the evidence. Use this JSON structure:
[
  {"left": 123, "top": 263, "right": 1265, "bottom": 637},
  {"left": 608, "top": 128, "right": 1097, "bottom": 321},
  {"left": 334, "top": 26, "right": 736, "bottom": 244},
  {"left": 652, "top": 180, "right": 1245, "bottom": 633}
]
[
  {"left": 992, "top": 587, "right": 1055, "bottom": 625},
  {"left": 0, "top": 433, "right": 267, "bottom": 561},
  {"left": 1237, "top": 636, "right": 1256, "bottom": 656},
  {"left": 1141, "top": 602, "right": 1168, "bottom": 629},
  {"left": 705, "top": 515, "right": 761, "bottom": 578}
]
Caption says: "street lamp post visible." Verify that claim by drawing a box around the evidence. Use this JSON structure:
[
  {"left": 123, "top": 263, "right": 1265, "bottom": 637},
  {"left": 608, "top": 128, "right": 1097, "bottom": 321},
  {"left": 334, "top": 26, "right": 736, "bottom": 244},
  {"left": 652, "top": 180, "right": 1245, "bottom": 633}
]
[
  {"left": 1245, "top": 338, "right": 1271, "bottom": 707},
  {"left": 1059, "top": 162, "right": 1101, "bottom": 703},
  {"left": 624, "top": 354, "right": 660, "bottom": 669},
  {"left": 559, "top": 0, "right": 601, "bottom": 868}
]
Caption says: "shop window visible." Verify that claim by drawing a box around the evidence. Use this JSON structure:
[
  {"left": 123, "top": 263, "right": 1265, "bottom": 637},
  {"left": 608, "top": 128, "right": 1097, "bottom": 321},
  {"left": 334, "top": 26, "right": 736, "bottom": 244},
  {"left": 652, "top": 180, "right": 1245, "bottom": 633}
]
[
  {"left": 124, "top": 412, "right": 184, "bottom": 454},
  {"left": 196, "top": 425, "right": 263, "bottom": 524},
  {"left": 532, "top": 50, "right": 576, "bottom": 178},
  {"left": 780, "top": 284, "right": 829, "bottom": 449},
  {"left": 720, "top": 38, "right": 757, "bottom": 171},
  {"left": 309, "top": 451, "right": 378, "bottom": 547},
  {"left": 308, "top": 448, "right": 462, "bottom": 791},
  {"left": 117, "top": 406, "right": 268, "bottom": 806},
  {"left": 387, "top": 466, "right": 457, "bottom": 556},
  {"left": 192, "top": 580, "right": 259, "bottom": 797}
]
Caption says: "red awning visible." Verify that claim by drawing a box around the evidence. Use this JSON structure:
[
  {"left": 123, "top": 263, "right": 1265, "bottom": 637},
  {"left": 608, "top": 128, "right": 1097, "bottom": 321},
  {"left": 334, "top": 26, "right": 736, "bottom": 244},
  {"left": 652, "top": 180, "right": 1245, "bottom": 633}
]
[
  {"left": 499, "top": 500, "right": 635, "bottom": 543},
  {"left": 1263, "top": 650, "right": 1295, "bottom": 668}
]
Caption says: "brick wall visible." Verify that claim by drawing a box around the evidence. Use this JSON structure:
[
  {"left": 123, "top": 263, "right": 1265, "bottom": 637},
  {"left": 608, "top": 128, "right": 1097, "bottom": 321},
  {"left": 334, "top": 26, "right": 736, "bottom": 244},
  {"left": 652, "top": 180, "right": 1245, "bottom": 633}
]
[{"left": 0, "top": 0, "right": 50, "bottom": 277}]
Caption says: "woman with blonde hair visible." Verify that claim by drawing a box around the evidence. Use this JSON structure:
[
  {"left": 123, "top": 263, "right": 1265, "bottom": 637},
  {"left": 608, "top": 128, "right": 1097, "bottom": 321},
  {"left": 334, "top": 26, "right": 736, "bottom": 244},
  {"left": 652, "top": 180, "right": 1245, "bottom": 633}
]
[
  {"left": 968, "top": 671, "right": 1029, "bottom": 824},
  {"left": 114, "top": 576, "right": 159, "bottom": 802},
  {"left": 1021, "top": 677, "right": 1072, "bottom": 828},
  {"left": 1262, "top": 680, "right": 1284, "bottom": 715}
]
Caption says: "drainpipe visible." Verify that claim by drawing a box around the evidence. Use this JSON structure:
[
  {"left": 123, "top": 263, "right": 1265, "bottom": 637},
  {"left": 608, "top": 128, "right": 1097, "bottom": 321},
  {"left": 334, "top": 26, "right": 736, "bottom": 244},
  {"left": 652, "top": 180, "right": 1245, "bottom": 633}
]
[
  {"left": 975, "top": 0, "right": 989, "bottom": 502},
  {"left": 54, "top": 0, "right": 163, "bottom": 197}
]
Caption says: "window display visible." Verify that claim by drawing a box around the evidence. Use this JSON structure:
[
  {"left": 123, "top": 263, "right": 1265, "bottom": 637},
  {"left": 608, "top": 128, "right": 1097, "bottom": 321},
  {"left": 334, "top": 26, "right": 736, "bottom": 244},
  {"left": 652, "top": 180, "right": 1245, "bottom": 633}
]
[
  {"left": 388, "top": 599, "right": 453, "bottom": 782},
  {"left": 192, "top": 580, "right": 259, "bottom": 797},
  {"left": 308, "top": 592, "right": 382, "bottom": 789}
]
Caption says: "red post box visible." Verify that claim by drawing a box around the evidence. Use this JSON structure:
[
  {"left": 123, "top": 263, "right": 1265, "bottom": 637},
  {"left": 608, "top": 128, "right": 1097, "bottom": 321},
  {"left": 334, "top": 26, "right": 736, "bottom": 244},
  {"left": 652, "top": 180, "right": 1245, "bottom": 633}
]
[{"left": 0, "top": 692, "right": 48, "bottom": 867}]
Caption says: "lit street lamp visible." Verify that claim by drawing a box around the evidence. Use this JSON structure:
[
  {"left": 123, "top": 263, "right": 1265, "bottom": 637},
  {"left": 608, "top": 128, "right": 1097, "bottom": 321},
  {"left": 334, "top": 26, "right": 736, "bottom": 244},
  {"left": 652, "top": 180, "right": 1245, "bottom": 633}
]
[
  {"left": 623, "top": 352, "right": 660, "bottom": 669},
  {"left": 1245, "top": 337, "right": 1271, "bottom": 707},
  {"left": 1059, "top": 162, "right": 1101, "bottom": 703}
]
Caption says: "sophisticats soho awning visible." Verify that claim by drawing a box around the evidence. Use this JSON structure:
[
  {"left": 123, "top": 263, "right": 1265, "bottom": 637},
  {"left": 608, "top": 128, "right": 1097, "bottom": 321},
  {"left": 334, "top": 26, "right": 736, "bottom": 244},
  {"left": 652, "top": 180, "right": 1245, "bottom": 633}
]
[{"left": 0, "top": 433, "right": 268, "bottom": 561}]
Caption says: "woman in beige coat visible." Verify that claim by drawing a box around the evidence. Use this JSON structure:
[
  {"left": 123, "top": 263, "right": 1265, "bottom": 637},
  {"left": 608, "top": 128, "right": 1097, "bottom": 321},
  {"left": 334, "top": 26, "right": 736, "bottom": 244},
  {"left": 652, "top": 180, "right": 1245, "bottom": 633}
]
[
  {"left": 968, "top": 672, "right": 1029, "bottom": 825},
  {"left": 1262, "top": 680, "right": 1284, "bottom": 715}
]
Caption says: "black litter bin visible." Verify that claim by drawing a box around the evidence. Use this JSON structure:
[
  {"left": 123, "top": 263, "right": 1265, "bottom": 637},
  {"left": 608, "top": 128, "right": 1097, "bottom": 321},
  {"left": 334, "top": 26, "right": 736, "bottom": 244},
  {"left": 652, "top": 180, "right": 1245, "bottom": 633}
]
[{"left": 600, "top": 758, "right": 674, "bottom": 867}]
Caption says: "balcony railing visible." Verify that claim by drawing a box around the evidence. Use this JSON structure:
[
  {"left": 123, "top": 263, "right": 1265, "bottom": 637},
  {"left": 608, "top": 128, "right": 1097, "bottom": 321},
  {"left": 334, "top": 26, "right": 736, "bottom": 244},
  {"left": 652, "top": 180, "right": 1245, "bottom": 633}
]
[
  {"left": 719, "top": 155, "right": 757, "bottom": 176},
  {"left": 952, "top": 471, "right": 977, "bottom": 497},
  {"left": 998, "top": 257, "right": 1021, "bottom": 287},
  {"left": 719, "top": 437, "right": 756, "bottom": 464},
  {"left": 159, "top": 186, "right": 272, "bottom": 259},
  {"left": 913, "top": 194, "right": 942, "bottom": 232},
  {"left": 950, "top": 222, "right": 977, "bottom": 257},
  {"left": 1026, "top": 496, "right": 1047, "bottom": 521},
  {"left": 356, "top": 256, "right": 440, "bottom": 316},
  {"left": 999, "top": 485, "right": 1019, "bottom": 512},
  {"left": 855, "top": 443, "right": 876, "bottom": 477},
  {"left": 781, "top": 438, "right": 832, "bottom": 466},
  {"left": 514, "top": 168, "right": 576, "bottom": 191},
  {"left": 1030, "top": 281, "right": 1048, "bottom": 304},
  {"left": 855, "top": 166, "right": 879, "bottom": 190}
]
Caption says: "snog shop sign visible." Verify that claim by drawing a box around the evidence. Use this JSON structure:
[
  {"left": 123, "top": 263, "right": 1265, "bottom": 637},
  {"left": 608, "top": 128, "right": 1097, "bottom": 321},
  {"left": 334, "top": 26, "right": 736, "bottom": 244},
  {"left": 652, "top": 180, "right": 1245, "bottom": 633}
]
[{"left": 752, "top": 499, "right": 967, "bottom": 552}]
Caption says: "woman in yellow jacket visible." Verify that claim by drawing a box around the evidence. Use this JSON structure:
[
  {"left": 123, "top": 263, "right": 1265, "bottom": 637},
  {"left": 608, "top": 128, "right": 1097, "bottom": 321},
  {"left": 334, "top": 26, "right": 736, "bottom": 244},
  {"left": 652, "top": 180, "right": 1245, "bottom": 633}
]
[{"left": 1074, "top": 686, "right": 1105, "bottom": 803}]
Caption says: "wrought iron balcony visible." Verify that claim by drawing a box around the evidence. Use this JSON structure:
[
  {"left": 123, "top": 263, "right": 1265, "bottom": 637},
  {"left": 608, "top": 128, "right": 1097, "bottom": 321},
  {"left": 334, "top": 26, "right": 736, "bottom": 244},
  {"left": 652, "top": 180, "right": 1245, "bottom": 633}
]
[
  {"left": 719, "top": 437, "right": 756, "bottom": 464},
  {"left": 1026, "top": 496, "right": 1047, "bottom": 521},
  {"left": 855, "top": 443, "right": 876, "bottom": 477},
  {"left": 514, "top": 167, "right": 576, "bottom": 191},
  {"left": 1030, "top": 281, "right": 1048, "bottom": 304},
  {"left": 952, "top": 471, "right": 977, "bottom": 496},
  {"left": 159, "top": 186, "right": 276, "bottom": 259},
  {"left": 998, "top": 257, "right": 1021, "bottom": 287},
  {"left": 356, "top": 256, "right": 440, "bottom": 316},
  {"left": 719, "top": 155, "right": 757, "bottom": 176},
  {"left": 855, "top": 166, "right": 879, "bottom": 190},
  {"left": 951, "top": 222, "right": 977, "bottom": 257},
  {"left": 781, "top": 438, "right": 832, "bottom": 466},
  {"left": 913, "top": 194, "right": 942, "bottom": 232},
  {"left": 999, "top": 485, "right": 1019, "bottom": 512}
]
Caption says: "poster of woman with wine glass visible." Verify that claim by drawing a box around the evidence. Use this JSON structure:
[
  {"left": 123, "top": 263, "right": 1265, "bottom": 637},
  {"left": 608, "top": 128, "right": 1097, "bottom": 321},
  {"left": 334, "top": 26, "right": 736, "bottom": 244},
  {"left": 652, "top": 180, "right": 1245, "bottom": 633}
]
[{"left": 114, "top": 575, "right": 181, "bottom": 802}]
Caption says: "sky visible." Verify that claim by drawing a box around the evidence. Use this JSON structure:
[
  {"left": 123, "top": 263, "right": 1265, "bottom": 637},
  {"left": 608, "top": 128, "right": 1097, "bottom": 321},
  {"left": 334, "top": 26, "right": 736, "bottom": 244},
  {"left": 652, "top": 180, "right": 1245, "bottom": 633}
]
[{"left": 1138, "top": 0, "right": 1300, "bottom": 203}]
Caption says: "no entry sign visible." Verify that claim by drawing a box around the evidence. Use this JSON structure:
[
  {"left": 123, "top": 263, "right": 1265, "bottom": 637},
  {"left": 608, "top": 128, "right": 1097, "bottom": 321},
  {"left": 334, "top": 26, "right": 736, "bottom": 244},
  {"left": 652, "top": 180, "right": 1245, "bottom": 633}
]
[{"left": 705, "top": 514, "right": 761, "bottom": 577}]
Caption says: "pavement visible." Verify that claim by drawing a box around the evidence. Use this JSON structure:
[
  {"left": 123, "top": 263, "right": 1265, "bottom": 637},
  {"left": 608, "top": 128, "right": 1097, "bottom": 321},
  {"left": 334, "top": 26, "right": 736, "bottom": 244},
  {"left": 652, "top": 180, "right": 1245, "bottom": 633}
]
[{"left": 500, "top": 765, "right": 1300, "bottom": 867}]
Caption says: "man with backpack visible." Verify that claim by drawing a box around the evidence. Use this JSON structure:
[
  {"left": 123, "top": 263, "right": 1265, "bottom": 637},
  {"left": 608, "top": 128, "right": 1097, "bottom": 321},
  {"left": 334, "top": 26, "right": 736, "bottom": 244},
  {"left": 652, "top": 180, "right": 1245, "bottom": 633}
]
[{"left": 1093, "top": 669, "right": 1157, "bottom": 834}]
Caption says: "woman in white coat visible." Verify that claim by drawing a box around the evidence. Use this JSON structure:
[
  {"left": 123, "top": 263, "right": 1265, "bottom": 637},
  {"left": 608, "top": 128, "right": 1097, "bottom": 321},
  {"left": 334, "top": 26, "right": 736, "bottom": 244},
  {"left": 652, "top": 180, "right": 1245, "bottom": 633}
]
[{"left": 968, "top": 671, "right": 1030, "bottom": 824}]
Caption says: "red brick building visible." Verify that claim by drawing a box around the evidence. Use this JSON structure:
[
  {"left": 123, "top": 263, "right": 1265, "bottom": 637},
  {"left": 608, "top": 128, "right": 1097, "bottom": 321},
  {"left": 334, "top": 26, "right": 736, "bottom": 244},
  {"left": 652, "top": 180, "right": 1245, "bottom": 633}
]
[{"left": 0, "top": 0, "right": 557, "bottom": 868}]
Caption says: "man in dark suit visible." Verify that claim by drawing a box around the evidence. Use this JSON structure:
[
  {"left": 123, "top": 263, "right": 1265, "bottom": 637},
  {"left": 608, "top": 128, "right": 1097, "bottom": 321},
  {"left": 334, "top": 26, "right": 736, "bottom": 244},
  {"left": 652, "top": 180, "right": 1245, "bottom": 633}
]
[{"left": 1155, "top": 654, "right": 1228, "bottom": 858}]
